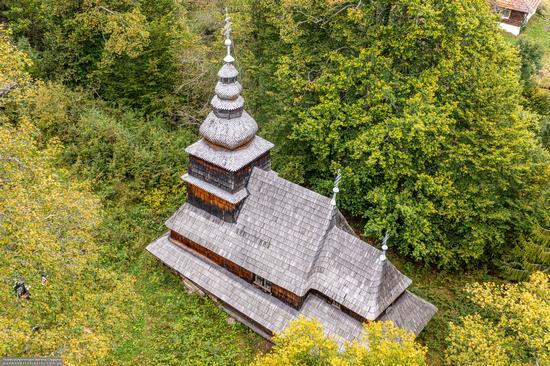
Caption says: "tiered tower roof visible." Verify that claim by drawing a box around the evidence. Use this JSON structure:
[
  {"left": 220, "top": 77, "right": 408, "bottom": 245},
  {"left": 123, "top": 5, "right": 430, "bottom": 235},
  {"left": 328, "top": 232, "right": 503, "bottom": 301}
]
[{"left": 186, "top": 12, "right": 272, "bottom": 170}]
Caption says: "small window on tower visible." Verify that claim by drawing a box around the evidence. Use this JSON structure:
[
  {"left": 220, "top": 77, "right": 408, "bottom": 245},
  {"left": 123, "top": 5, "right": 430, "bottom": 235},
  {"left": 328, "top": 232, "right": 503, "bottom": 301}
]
[{"left": 254, "top": 274, "right": 272, "bottom": 293}]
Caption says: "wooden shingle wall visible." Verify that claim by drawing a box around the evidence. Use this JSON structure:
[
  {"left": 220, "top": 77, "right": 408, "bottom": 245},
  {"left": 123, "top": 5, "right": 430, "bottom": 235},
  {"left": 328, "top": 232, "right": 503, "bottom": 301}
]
[
  {"left": 188, "top": 152, "right": 271, "bottom": 193},
  {"left": 187, "top": 184, "right": 240, "bottom": 222}
]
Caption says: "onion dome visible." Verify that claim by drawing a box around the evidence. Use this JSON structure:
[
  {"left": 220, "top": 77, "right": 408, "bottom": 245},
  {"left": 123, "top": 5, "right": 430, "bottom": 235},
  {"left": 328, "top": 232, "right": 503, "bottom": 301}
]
[{"left": 200, "top": 111, "right": 257, "bottom": 149}]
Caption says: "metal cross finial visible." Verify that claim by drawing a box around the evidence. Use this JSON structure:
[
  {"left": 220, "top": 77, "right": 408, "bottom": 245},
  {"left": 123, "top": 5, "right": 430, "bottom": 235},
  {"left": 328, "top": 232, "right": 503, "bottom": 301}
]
[
  {"left": 330, "top": 169, "right": 342, "bottom": 206},
  {"left": 223, "top": 7, "right": 235, "bottom": 64},
  {"left": 380, "top": 231, "right": 390, "bottom": 262}
]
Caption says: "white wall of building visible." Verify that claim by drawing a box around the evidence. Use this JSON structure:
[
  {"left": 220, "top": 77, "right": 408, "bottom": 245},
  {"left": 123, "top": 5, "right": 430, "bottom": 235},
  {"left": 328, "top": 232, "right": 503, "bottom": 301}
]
[{"left": 499, "top": 22, "right": 521, "bottom": 35}]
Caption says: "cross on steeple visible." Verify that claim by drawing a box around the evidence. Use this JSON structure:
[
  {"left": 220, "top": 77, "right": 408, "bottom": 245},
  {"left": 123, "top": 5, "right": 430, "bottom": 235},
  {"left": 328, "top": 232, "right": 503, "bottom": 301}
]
[
  {"left": 223, "top": 8, "right": 234, "bottom": 64},
  {"left": 380, "top": 231, "right": 390, "bottom": 261},
  {"left": 330, "top": 169, "right": 342, "bottom": 206}
]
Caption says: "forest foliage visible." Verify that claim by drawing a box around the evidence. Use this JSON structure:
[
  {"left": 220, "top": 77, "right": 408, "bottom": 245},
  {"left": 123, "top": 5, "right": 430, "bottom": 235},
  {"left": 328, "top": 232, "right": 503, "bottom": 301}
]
[
  {"left": 241, "top": 0, "right": 550, "bottom": 269},
  {"left": 2, "top": 0, "right": 213, "bottom": 114},
  {"left": 446, "top": 272, "right": 550, "bottom": 366},
  {"left": 1, "top": 0, "right": 550, "bottom": 364},
  {"left": 0, "top": 33, "right": 138, "bottom": 362}
]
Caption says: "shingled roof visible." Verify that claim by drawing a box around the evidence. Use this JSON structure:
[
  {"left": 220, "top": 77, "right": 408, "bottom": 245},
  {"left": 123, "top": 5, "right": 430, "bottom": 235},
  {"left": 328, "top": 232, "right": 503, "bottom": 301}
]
[
  {"left": 491, "top": 0, "right": 542, "bottom": 13},
  {"left": 148, "top": 234, "right": 365, "bottom": 345},
  {"left": 164, "top": 168, "right": 433, "bottom": 323},
  {"left": 185, "top": 137, "right": 273, "bottom": 172}
]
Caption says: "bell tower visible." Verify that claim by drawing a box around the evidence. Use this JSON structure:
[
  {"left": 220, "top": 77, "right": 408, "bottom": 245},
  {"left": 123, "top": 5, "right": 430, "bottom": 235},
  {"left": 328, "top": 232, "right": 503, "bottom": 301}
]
[{"left": 183, "top": 10, "right": 273, "bottom": 222}]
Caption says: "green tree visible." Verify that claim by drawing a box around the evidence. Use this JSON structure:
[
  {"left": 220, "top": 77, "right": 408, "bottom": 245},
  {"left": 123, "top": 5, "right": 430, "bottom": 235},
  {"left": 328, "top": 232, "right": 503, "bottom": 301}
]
[
  {"left": 446, "top": 272, "right": 550, "bottom": 365},
  {"left": 0, "top": 28, "right": 138, "bottom": 365},
  {"left": 252, "top": 317, "right": 427, "bottom": 366},
  {"left": 1, "top": 0, "right": 211, "bottom": 114},
  {"left": 243, "top": 0, "right": 549, "bottom": 269},
  {"left": 516, "top": 39, "right": 550, "bottom": 149},
  {"left": 0, "top": 118, "right": 139, "bottom": 365},
  {"left": 0, "top": 26, "right": 33, "bottom": 116},
  {"left": 502, "top": 222, "right": 550, "bottom": 281}
]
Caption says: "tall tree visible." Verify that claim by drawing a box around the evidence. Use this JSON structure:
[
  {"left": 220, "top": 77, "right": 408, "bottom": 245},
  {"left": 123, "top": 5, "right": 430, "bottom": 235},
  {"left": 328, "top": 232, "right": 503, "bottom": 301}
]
[
  {"left": 0, "top": 29, "right": 138, "bottom": 366},
  {"left": 243, "top": 0, "right": 549, "bottom": 269},
  {"left": 1, "top": 0, "right": 212, "bottom": 114}
]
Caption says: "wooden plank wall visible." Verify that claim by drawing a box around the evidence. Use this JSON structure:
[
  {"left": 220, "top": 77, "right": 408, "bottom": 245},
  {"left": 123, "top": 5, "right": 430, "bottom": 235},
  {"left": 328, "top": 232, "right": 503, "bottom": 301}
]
[
  {"left": 272, "top": 284, "right": 303, "bottom": 308},
  {"left": 169, "top": 230, "right": 303, "bottom": 308},
  {"left": 187, "top": 184, "right": 239, "bottom": 222},
  {"left": 170, "top": 230, "right": 254, "bottom": 282},
  {"left": 188, "top": 152, "right": 271, "bottom": 193}
]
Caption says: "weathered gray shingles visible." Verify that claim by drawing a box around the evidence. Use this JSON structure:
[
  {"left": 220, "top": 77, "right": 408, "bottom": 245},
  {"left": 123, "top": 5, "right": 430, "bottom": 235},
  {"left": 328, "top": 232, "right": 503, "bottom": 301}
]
[
  {"left": 147, "top": 234, "right": 363, "bottom": 345},
  {"left": 315, "top": 227, "right": 412, "bottom": 318},
  {"left": 377, "top": 290, "right": 438, "bottom": 335},
  {"left": 185, "top": 137, "right": 273, "bottom": 172},
  {"left": 199, "top": 111, "right": 258, "bottom": 150},
  {"left": 166, "top": 168, "right": 412, "bottom": 321}
]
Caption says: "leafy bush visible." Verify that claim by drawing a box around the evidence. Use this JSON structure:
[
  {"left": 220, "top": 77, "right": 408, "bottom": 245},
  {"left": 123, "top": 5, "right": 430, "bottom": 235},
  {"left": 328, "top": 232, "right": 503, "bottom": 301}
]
[
  {"left": 22, "top": 83, "right": 195, "bottom": 204},
  {"left": 0, "top": 118, "right": 139, "bottom": 365},
  {"left": 502, "top": 223, "right": 550, "bottom": 281}
]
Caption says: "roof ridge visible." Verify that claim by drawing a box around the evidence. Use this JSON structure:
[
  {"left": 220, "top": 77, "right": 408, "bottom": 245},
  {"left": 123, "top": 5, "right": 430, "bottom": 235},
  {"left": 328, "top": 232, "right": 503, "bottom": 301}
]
[
  {"left": 306, "top": 208, "right": 338, "bottom": 279},
  {"left": 310, "top": 226, "right": 412, "bottom": 319},
  {"left": 374, "top": 256, "right": 412, "bottom": 316}
]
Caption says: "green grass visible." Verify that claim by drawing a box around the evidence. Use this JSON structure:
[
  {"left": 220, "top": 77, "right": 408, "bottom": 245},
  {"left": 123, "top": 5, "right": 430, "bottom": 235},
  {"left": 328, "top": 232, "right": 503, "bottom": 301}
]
[
  {"left": 517, "top": 1, "right": 550, "bottom": 88},
  {"left": 100, "top": 204, "right": 263, "bottom": 365}
]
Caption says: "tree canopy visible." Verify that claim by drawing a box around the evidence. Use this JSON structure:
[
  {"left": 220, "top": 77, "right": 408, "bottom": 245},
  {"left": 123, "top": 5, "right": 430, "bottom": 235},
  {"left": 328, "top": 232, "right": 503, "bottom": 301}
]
[
  {"left": 1, "top": 0, "right": 211, "bottom": 114},
  {"left": 243, "top": 0, "right": 550, "bottom": 269},
  {"left": 0, "top": 116, "right": 138, "bottom": 365}
]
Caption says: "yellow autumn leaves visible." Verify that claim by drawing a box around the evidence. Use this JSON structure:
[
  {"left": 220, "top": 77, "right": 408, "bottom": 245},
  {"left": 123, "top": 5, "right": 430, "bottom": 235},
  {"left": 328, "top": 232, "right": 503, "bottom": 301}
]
[
  {"left": 446, "top": 272, "right": 550, "bottom": 366},
  {"left": 252, "top": 318, "right": 428, "bottom": 366},
  {"left": 0, "top": 31, "right": 138, "bottom": 366}
]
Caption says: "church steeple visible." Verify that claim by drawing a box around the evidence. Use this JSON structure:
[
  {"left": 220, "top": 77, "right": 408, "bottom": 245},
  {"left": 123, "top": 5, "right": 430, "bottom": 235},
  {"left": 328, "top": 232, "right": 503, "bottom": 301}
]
[
  {"left": 199, "top": 11, "right": 258, "bottom": 150},
  {"left": 183, "top": 11, "right": 274, "bottom": 222}
]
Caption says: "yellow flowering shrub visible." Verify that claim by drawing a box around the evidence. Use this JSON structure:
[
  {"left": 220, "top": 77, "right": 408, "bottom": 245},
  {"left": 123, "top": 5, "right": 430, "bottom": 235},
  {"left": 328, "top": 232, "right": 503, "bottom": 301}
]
[
  {"left": 0, "top": 118, "right": 138, "bottom": 365},
  {"left": 0, "top": 35, "right": 138, "bottom": 363}
]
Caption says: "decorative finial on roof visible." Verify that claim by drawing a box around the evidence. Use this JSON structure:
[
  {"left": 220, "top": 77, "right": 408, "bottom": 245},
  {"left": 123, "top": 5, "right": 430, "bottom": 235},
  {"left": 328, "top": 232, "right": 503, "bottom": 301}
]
[
  {"left": 380, "top": 231, "right": 389, "bottom": 261},
  {"left": 223, "top": 7, "right": 235, "bottom": 64},
  {"left": 330, "top": 169, "right": 342, "bottom": 206}
]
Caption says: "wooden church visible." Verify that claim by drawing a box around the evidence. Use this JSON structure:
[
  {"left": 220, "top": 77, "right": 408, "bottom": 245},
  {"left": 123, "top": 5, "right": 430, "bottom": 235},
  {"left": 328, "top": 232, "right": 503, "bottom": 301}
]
[{"left": 147, "top": 16, "right": 437, "bottom": 345}]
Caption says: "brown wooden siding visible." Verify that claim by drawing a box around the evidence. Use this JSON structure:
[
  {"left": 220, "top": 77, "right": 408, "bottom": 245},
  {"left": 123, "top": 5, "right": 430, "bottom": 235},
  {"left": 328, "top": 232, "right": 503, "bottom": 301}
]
[
  {"left": 169, "top": 230, "right": 303, "bottom": 308},
  {"left": 188, "top": 152, "right": 271, "bottom": 193},
  {"left": 502, "top": 9, "right": 526, "bottom": 26},
  {"left": 170, "top": 231, "right": 255, "bottom": 282},
  {"left": 272, "top": 284, "right": 303, "bottom": 309},
  {"left": 310, "top": 290, "right": 367, "bottom": 323},
  {"left": 187, "top": 184, "right": 240, "bottom": 222},
  {"left": 172, "top": 229, "right": 367, "bottom": 321}
]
